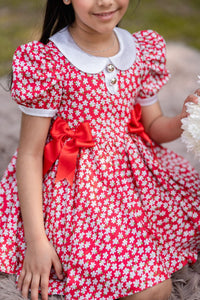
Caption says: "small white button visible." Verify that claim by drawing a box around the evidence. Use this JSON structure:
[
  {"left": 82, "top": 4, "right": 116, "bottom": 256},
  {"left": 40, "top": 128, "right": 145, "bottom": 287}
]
[
  {"left": 110, "top": 77, "right": 117, "bottom": 85},
  {"left": 106, "top": 64, "right": 115, "bottom": 73}
]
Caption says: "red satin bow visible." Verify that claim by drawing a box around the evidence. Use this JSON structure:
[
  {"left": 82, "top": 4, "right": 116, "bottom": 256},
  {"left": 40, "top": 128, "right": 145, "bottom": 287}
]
[
  {"left": 128, "top": 103, "right": 152, "bottom": 145},
  {"left": 43, "top": 117, "right": 95, "bottom": 186}
]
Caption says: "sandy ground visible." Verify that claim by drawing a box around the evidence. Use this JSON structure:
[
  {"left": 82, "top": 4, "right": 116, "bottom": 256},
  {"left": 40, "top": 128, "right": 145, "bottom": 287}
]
[{"left": 0, "top": 42, "right": 200, "bottom": 179}]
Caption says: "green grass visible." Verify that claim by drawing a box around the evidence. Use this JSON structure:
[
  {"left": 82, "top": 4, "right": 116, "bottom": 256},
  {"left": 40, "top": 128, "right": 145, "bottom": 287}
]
[
  {"left": 121, "top": 0, "right": 200, "bottom": 49},
  {"left": 0, "top": 0, "right": 200, "bottom": 76},
  {"left": 0, "top": 0, "right": 45, "bottom": 76}
]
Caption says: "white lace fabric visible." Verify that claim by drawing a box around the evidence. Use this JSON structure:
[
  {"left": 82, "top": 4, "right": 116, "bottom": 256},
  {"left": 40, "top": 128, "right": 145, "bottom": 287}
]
[{"left": 181, "top": 80, "right": 200, "bottom": 158}]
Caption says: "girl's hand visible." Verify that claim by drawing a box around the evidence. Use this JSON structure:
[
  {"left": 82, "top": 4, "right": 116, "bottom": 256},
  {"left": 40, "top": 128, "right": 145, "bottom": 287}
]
[
  {"left": 181, "top": 88, "right": 200, "bottom": 119},
  {"left": 17, "top": 237, "right": 63, "bottom": 300}
]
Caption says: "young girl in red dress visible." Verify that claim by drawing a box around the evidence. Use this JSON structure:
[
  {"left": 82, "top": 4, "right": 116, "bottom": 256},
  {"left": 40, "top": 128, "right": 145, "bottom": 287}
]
[{"left": 0, "top": 0, "right": 200, "bottom": 299}]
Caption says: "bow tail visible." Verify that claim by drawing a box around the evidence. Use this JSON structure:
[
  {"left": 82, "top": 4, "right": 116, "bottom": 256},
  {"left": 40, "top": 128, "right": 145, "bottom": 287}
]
[
  {"left": 55, "top": 144, "right": 79, "bottom": 186},
  {"left": 140, "top": 132, "right": 153, "bottom": 146},
  {"left": 43, "top": 139, "right": 62, "bottom": 176}
]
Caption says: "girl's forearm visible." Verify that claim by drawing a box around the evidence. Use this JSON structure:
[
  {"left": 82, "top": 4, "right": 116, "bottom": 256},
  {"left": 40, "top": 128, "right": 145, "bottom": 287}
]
[
  {"left": 148, "top": 114, "right": 182, "bottom": 144},
  {"left": 16, "top": 152, "right": 47, "bottom": 244}
]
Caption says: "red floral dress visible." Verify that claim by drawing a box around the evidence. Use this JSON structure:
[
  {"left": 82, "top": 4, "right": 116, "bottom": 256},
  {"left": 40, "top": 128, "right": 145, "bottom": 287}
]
[{"left": 1, "top": 27, "right": 200, "bottom": 300}]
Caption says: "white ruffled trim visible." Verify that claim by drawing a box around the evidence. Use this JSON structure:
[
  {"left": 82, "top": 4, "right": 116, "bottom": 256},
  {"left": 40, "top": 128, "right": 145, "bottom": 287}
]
[
  {"left": 181, "top": 96, "right": 200, "bottom": 159},
  {"left": 19, "top": 105, "right": 57, "bottom": 117},
  {"left": 136, "top": 94, "right": 158, "bottom": 106}
]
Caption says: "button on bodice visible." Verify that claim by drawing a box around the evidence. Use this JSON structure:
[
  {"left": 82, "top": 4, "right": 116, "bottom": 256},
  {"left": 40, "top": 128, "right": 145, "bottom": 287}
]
[
  {"left": 106, "top": 64, "right": 115, "bottom": 73},
  {"left": 104, "top": 62, "right": 118, "bottom": 94},
  {"left": 110, "top": 77, "right": 117, "bottom": 85}
]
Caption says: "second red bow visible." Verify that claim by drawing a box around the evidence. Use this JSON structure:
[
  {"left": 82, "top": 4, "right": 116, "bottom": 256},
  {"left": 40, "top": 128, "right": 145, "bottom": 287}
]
[{"left": 128, "top": 103, "right": 152, "bottom": 145}]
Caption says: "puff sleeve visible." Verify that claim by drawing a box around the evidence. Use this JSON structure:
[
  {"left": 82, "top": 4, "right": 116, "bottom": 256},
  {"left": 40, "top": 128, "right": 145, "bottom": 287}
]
[
  {"left": 133, "top": 30, "right": 170, "bottom": 106},
  {"left": 11, "top": 41, "right": 63, "bottom": 117}
]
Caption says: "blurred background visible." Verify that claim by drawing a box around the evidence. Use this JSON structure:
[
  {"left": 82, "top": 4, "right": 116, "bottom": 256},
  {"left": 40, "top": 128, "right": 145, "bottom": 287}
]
[{"left": 0, "top": 0, "right": 200, "bottom": 77}]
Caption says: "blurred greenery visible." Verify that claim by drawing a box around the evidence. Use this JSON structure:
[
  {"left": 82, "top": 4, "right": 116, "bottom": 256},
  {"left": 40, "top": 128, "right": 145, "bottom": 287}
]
[
  {"left": 122, "top": 0, "right": 200, "bottom": 49},
  {"left": 0, "top": 0, "right": 200, "bottom": 76},
  {"left": 0, "top": 0, "right": 45, "bottom": 76}
]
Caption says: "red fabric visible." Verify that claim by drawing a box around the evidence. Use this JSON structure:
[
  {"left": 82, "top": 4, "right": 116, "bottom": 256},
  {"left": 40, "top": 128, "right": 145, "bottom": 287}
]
[
  {"left": 43, "top": 117, "right": 95, "bottom": 186},
  {"left": 128, "top": 103, "right": 152, "bottom": 145},
  {"left": 1, "top": 31, "right": 200, "bottom": 299}
]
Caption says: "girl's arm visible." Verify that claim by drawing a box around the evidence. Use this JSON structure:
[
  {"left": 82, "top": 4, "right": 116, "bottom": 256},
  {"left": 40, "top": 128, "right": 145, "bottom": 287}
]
[
  {"left": 17, "top": 113, "right": 50, "bottom": 242},
  {"left": 16, "top": 113, "right": 63, "bottom": 300},
  {"left": 141, "top": 93, "right": 199, "bottom": 144}
]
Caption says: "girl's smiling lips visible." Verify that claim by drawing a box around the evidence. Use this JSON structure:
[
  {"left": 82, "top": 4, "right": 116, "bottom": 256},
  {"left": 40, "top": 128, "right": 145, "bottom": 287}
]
[{"left": 93, "top": 9, "right": 118, "bottom": 21}]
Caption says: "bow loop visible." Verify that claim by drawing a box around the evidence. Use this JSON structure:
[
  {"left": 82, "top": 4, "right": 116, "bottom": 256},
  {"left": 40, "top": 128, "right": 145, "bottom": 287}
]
[
  {"left": 43, "top": 117, "right": 95, "bottom": 186},
  {"left": 50, "top": 118, "right": 74, "bottom": 140},
  {"left": 128, "top": 103, "right": 152, "bottom": 145},
  {"left": 73, "top": 122, "right": 95, "bottom": 147}
]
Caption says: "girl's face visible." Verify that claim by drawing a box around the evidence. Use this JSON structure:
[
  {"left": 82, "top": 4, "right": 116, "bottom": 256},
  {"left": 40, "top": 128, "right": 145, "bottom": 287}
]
[{"left": 68, "top": 0, "right": 129, "bottom": 35}]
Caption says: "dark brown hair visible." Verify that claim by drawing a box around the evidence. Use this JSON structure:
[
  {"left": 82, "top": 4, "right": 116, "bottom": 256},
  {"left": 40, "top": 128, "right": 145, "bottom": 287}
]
[{"left": 39, "top": 0, "right": 75, "bottom": 44}]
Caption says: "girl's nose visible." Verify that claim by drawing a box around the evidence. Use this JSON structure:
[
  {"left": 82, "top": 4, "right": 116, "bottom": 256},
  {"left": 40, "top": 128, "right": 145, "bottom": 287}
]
[{"left": 97, "top": 0, "right": 114, "bottom": 6}]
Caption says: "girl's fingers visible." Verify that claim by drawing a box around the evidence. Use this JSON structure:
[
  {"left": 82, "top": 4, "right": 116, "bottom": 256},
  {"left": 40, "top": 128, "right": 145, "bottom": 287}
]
[
  {"left": 30, "top": 274, "right": 40, "bottom": 300},
  {"left": 19, "top": 270, "right": 50, "bottom": 300},
  {"left": 17, "top": 268, "right": 26, "bottom": 291},
  {"left": 21, "top": 272, "right": 32, "bottom": 299},
  {"left": 52, "top": 255, "right": 63, "bottom": 280},
  {"left": 40, "top": 274, "right": 50, "bottom": 300},
  {"left": 185, "top": 94, "right": 198, "bottom": 103},
  {"left": 194, "top": 88, "right": 200, "bottom": 96},
  {"left": 17, "top": 243, "right": 62, "bottom": 299}
]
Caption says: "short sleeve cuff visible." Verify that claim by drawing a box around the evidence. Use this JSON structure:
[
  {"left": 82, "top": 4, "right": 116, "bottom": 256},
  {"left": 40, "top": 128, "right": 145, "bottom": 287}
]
[
  {"left": 18, "top": 105, "right": 57, "bottom": 117},
  {"left": 136, "top": 94, "right": 158, "bottom": 106}
]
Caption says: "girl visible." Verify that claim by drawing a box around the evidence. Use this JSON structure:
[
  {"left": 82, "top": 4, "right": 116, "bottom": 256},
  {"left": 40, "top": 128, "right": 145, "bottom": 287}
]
[{"left": 0, "top": 0, "right": 200, "bottom": 299}]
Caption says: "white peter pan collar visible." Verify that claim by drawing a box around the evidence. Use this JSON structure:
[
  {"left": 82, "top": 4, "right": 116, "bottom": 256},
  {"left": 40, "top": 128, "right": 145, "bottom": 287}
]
[{"left": 49, "top": 27, "right": 136, "bottom": 74}]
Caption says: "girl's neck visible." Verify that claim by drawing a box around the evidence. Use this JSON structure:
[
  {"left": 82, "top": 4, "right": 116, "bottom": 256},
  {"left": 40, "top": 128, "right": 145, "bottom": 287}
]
[{"left": 68, "top": 25, "right": 119, "bottom": 57}]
